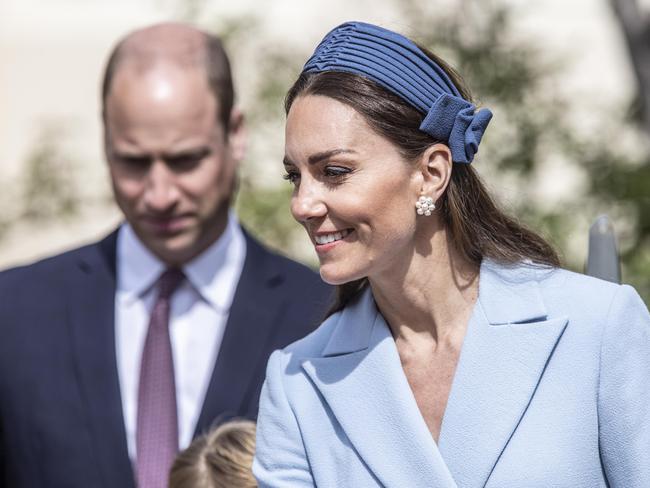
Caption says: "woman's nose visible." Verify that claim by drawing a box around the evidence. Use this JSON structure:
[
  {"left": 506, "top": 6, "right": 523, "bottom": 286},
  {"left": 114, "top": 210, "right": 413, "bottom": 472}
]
[{"left": 291, "top": 181, "right": 327, "bottom": 223}]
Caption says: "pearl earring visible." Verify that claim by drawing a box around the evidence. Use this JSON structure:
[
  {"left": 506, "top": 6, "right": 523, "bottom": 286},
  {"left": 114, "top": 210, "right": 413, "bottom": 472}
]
[{"left": 416, "top": 195, "right": 435, "bottom": 216}]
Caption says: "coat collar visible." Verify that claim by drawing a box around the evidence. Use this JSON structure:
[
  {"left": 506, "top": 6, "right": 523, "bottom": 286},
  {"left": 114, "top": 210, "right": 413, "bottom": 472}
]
[
  {"left": 478, "top": 259, "right": 550, "bottom": 324},
  {"left": 303, "top": 259, "right": 568, "bottom": 488},
  {"left": 303, "top": 291, "right": 457, "bottom": 487},
  {"left": 320, "top": 259, "right": 553, "bottom": 357},
  {"left": 68, "top": 230, "right": 136, "bottom": 488},
  {"left": 194, "top": 231, "right": 288, "bottom": 433},
  {"left": 320, "top": 285, "right": 377, "bottom": 357},
  {"left": 438, "top": 260, "right": 568, "bottom": 487}
]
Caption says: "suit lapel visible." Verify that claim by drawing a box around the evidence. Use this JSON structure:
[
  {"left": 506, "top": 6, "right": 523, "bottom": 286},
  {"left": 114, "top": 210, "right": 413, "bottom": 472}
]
[
  {"left": 66, "top": 231, "right": 135, "bottom": 488},
  {"left": 195, "top": 234, "right": 285, "bottom": 434},
  {"left": 302, "top": 290, "right": 457, "bottom": 488},
  {"left": 438, "top": 261, "right": 568, "bottom": 488},
  {"left": 302, "top": 261, "right": 567, "bottom": 488}
]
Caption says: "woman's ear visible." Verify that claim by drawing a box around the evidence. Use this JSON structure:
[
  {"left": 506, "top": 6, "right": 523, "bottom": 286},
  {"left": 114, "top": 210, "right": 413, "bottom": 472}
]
[{"left": 417, "top": 143, "right": 453, "bottom": 202}]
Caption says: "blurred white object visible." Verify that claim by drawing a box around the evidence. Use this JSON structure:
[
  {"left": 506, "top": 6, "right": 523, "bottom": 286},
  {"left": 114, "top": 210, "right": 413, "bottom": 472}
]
[{"left": 586, "top": 215, "right": 621, "bottom": 284}]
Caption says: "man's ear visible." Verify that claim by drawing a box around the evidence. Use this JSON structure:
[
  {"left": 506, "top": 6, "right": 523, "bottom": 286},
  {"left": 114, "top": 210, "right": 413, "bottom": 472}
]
[
  {"left": 417, "top": 143, "right": 453, "bottom": 202},
  {"left": 227, "top": 106, "right": 246, "bottom": 162}
]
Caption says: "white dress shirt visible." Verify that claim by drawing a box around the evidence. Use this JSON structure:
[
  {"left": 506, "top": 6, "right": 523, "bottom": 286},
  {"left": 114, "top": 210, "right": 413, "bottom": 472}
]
[{"left": 115, "top": 213, "right": 246, "bottom": 461}]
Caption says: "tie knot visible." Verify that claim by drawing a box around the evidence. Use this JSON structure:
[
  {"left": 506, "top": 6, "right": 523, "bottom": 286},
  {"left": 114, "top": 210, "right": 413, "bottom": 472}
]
[{"left": 157, "top": 268, "right": 185, "bottom": 300}]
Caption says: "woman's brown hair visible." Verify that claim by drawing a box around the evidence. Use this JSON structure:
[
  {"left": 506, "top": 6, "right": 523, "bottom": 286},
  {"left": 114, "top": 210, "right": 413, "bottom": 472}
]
[
  {"left": 169, "top": 420, "right": 257, "bottom": 488},
  {"left": 285, "top": 46, "right": 560, "bottom": 315}
]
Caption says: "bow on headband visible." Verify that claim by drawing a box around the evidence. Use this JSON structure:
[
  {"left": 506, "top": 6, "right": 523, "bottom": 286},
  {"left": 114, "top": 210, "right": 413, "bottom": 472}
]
[{"left": 303, "top": 21, "right": 492, "bottom": 164}]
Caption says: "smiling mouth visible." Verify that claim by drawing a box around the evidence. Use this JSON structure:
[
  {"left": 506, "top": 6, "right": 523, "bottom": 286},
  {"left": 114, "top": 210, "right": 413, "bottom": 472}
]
[{"left": 314, "top": 229, "right": 352, "bottom": 245}]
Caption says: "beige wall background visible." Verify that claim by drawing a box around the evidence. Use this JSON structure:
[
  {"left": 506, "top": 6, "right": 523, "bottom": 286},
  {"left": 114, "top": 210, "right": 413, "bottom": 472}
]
[{"left": 0, "top": 0, "right": 639, "bottom": 268}]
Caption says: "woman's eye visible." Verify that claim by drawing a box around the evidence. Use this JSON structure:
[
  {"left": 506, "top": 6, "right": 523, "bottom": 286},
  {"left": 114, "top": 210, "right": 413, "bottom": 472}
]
[
  {"left": 324, "top": 166, "right": 351, "bottom": 178},
  {"left": 283, "top": 171, "right": 300, "bottom": 184}
]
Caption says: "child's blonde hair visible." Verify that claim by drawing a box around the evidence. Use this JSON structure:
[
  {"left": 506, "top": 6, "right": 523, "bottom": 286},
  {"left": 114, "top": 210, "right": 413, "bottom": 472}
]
[{"left": 169, "top": 419, "right": 257, "bottom": 488}]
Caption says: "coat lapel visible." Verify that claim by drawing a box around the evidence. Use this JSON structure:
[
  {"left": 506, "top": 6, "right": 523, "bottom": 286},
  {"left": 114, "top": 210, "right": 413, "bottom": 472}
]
[
  {"left": 302, "top": 290, "right": 457, "bottom": 488},
  {"left": 438, "top": 260, "right": 568, "bottom": 488},
  {"left": 66, "top": 231, "right": 135, "bottom": 488},
  {"left": 195, "top": 234, "right": 286, "bottom": 434}
]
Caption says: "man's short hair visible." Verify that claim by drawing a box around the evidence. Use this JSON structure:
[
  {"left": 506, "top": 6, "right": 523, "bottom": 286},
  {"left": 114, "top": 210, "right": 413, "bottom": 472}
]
[{"left": 101, "top": 30, "right": 234, "bottom": 129}]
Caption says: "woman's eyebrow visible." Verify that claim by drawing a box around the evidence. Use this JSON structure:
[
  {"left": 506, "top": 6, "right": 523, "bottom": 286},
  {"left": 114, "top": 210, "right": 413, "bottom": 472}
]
[{"left": 307, "top": 149, "right": 356, "bottom": 165}]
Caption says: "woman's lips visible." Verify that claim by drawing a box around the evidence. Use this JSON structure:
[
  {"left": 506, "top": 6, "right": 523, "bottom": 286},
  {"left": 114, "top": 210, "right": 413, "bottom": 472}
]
[{"left": 313, "top": 229, "right": 354, "bottom": 252}]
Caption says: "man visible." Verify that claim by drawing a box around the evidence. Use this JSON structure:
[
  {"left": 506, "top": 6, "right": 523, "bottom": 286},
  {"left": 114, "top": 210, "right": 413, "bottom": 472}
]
[{"left": 0, "top": 23, "right": 330, "bottom": 488}]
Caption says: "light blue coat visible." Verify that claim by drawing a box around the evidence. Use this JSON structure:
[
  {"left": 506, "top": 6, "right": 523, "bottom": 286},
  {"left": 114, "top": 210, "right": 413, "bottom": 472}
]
[{"left": 253, "top": 260, "right": 650, "bottom": 487}]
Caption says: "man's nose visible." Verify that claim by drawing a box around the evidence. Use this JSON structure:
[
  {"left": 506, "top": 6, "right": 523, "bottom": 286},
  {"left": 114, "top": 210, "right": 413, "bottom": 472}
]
[
  {"left": 291, "top": 180, "right": 327, "bottom": 223},
  {"left": 142, "top": 160, "right": 179, "bottom": 212}
]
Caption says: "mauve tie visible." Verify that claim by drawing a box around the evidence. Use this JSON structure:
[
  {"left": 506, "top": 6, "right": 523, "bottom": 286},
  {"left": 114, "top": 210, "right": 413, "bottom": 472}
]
[{"left": 136, "top": 268, "right": 185, "bottom": 488}]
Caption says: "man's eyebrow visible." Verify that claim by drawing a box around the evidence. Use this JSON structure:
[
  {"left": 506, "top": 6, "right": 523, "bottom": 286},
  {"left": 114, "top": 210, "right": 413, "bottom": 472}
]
[
  {"left": 162, "top": 146, "right": 211, "bottom": 159},
  {"left": 308, "top": 149, "right": 356, "bottom": 165},
  {"left": 110, "top": 150, "right": 151, "bottom": 160}
]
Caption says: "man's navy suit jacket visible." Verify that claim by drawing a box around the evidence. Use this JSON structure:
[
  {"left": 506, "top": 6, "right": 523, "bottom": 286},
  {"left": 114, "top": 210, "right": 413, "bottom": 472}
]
[{"left": 0, "top": 229, "right": 331, "bottom": 488}]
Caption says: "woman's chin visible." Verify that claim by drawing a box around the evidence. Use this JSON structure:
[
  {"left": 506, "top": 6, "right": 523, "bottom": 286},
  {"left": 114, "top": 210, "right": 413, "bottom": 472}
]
[{"left": 319, "top": 265, "right": 365, "bottom": 286}]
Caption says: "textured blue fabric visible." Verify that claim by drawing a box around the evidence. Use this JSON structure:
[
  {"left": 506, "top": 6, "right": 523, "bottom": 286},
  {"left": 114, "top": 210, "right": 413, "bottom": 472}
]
[
  {"left": 254, "top": 260, "right": 650, "bottom": 487},
  {"left": 303, "top": 21, "right": 493, "bottom": 163}
]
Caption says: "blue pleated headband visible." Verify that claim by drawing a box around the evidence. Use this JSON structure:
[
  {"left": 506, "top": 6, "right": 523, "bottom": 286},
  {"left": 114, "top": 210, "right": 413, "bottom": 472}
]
[{"left": 302, "top": 21, "right": 492, "bottom": 164}]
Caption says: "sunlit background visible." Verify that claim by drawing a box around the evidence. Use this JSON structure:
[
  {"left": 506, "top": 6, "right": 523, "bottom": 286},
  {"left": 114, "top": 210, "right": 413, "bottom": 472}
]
[{"left": 1, "top": 0, "right": 648, "bottom": 301}]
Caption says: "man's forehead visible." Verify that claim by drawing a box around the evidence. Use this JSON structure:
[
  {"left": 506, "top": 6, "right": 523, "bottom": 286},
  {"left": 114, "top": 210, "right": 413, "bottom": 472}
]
[
  {"left": 116, "top": 23, "right": 208, "bottom": 70},
  {"left": 110, "top": 60, "right": 208, "bottom": 91},
  {"left": 103, "top": 67, "right": 221, "bottom": 141},
  {"left": 108, "top": 26, "right": 211, "bottom": 102}
]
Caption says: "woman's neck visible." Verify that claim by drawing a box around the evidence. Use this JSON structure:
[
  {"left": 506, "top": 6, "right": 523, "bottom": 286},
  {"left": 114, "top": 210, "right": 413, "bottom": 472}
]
[{"left": 369, "top": 229, "right": 479, "bottom": 349}]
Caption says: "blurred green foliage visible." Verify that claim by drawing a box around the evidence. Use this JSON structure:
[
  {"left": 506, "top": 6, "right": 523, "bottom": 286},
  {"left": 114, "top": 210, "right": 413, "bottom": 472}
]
[
  {"left": 582, "top": 141, "right": 650, "bottom": 298},
  {"left": 4, "top": 0, "right": 646, "bottom": 302},
  {"left": 0, "top": 124, "right": 79, "bottom": 238},
  {"left": 216, "top": 16, "right": 315, "bottom": 262},
  {"left": 210, "top": 0, "right": 649, "bottom": 301},
  {"left": 22, "top": 125, "right": 79, "bottom": 221}
]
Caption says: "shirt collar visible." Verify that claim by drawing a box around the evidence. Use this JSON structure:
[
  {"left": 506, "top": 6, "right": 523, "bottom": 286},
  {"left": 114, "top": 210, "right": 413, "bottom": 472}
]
[
  {"left": 116, "top": 211, "right": 247, "bottom": 312},
  {"left": 117, "top": 224, "right": 165, "bottom": 303},
  {"left": 184, "top": 212, "right": 246, "bottom": 312}
]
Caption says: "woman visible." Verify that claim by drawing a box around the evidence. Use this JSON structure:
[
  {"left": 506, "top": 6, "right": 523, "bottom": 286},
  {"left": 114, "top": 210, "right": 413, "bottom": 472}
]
[{"left": 253, "top": 21, "right": 650, "bottom": 487}]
